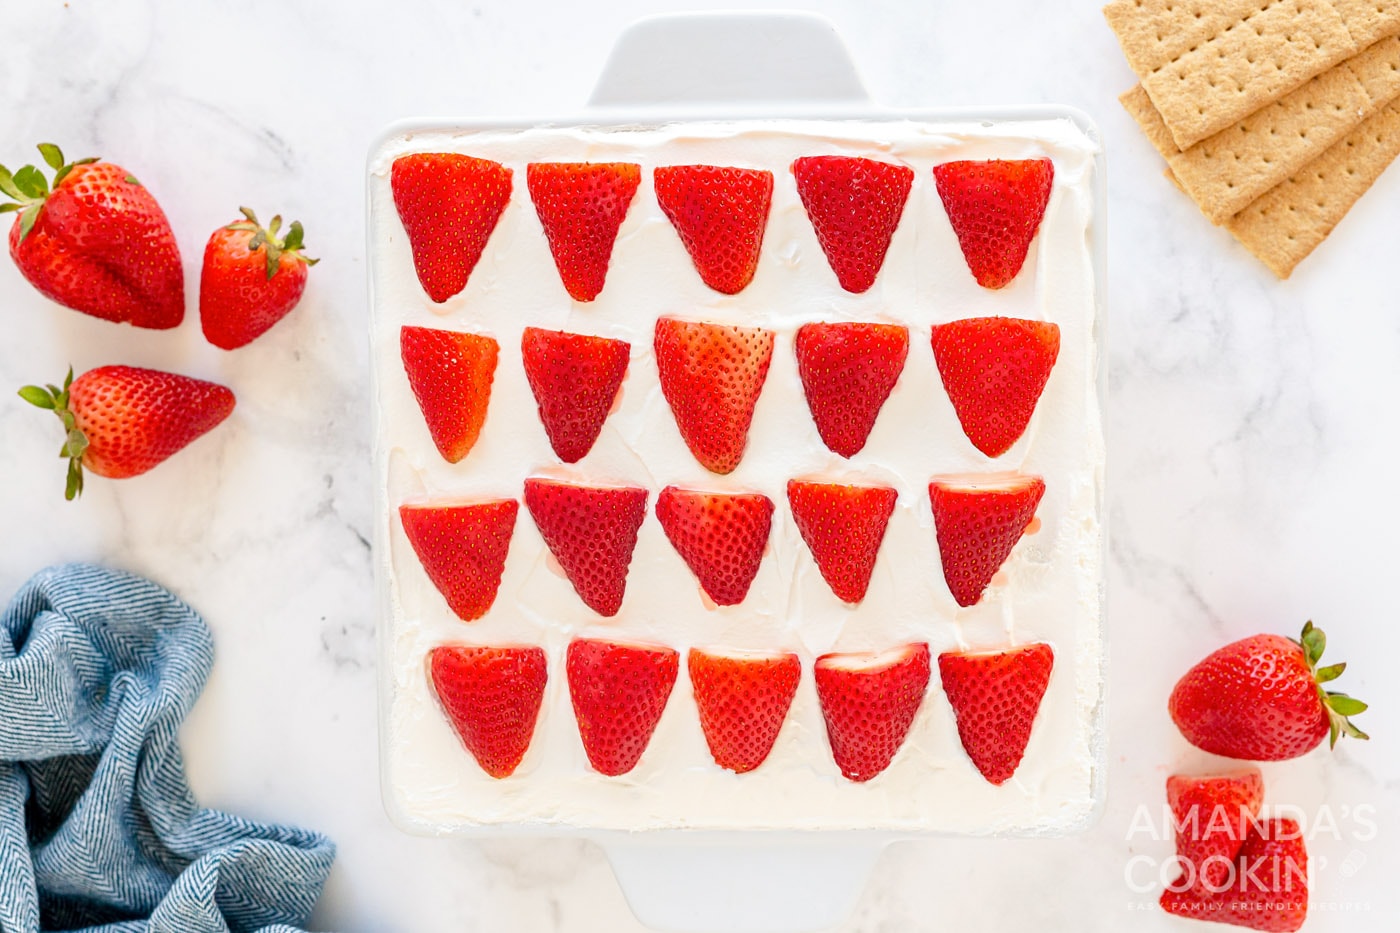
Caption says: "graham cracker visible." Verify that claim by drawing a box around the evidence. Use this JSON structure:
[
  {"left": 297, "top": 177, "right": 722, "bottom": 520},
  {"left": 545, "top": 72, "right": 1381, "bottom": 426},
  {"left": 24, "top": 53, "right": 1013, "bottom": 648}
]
[
  {"left": 1224, "top": 98, "right": 1400, "bottom": 277},
  {"left": 1122, "top": 36, "right": 1400, "bottom": 222},
  {"left": 1104, "top": 0, "right": 1400, "bottom": 149}
]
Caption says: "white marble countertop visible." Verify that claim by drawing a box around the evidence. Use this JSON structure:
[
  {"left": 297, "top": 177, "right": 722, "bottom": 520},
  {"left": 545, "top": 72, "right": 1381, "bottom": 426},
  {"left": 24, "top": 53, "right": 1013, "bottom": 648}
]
[{"left": 1, "top": 1, "right": 1396, "bottom": 930}]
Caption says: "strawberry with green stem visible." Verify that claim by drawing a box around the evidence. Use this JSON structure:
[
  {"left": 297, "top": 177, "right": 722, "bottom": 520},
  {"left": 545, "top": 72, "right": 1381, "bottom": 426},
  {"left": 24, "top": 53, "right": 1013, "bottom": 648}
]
[
  {"left": 200, "top": 207, "right": 318, "bottom": 350},
  {"left": 1, "top": 143, "right": 184, "bottom": 328}
]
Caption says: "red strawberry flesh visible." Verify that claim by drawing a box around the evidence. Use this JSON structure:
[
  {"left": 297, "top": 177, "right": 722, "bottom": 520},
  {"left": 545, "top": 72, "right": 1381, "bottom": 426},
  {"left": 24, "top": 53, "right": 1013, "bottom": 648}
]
[
  {"left": 520, "top": 327, "right": 629, "bottom": 463},
  {"left": 814, "top": 644, "right": 931, "bottom": 782},
  {"left": 567, "top": 638, "right": 679, "bottom": 776},
  {"left": 929, "top": 473, "right": 1045, "bottom": 607},
  {"left": 791, "top": 156, "right": 914, "bottom": 293},
  {"left": 1166, "top": 768, "right": 1265, "bottom": 895},
  {"left": 937, "top": 643, "right": 1054, "bottom": 785},
  {"left": 428, "top": 644, "right": 547, "bottom": 778},
  {"left": 523, "top": 478, "right": 647, "bottom": 617},
  {"left": 399, "top": 500, "right": 518, "bottom": 622},
  {"left": 1160, "top": 818, "right": 1309, "bottom": 932},
  {"left": 787, "top": 480, "right": 898, "bottom": 604},
  {"left": 527, "top": 162, "right": 640, "bottom": 301},
  {"left": 400, "top": 325, "right": 499, "bottom": 464},
  {"left": 655, "top": 486, "right": 774, "bottom": 607},
  {"left": 688, "top": 648, "right": 801, "bottom": 773},
  {"left": 654, "top": 164, "right": 773, "bottom": 294},
  {"left": 932, "top": 158, "right": 1054, "bottom": 289},
  {"left": 795, "top": 322, "right": 909, "bottom": 457}
]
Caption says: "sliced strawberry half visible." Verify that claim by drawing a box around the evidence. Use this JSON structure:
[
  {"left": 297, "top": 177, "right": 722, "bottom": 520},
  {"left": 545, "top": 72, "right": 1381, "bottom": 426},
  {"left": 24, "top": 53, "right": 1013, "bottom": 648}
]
[
  {"left": 937, "top": 643, "right": 1054, "bottom": 785},
  {"left": 688, "top": 648, "right": 801, "bottom": 774},
  {"left": 654, "top": 318, "right": 774, "bottom": 474},
  {"left": 527, "top": 162, "right": 640, "bottom": 301},
  {"left": 400, "top": 325, "right": 499, "bottom": 463},
  {"left": 814, "top": 644, "right": 931, "bottom": 782},
  {"left": 1160, "top": 819, "right": 1309, "bottom": 932},
  {"left": 399, "top": 500, "right": 518, "bottom": 621},
  {"left": 520, "top": 327, "right": 629, "bottom": 463},
  {"left": 390, "top": 153, "right": 512, "bottom": 303},
  {"left": 787, "top": 480, "right": 898, "bottom": 604},
  {"left": 931, "top": 317, "right": 1060, "bottom": 458},
  {"left": 428, "top": 644, "right": 547, "bottom": 779},
  {"left": 1166, "top": 768, "right": 1266, "bottom": 895},
  {"left": 932, "top": 158, "right": 1054, "bottom": 289},
  {"left": 566, "top": 638, "right": 679, "bottom": 776},
  {"left": 522, "top": 478, "right": 647, "bottom": 617},
  {"left": 795, "top": 321, "right": 909, "bottom": 457},
  {"left": 929, "top": 473, "right": 1045, "bottom": 607},
  {"left": 654, "top": 164, "right": 773, "bottom": 294},
  {"left": 791, "top": 156, "right": 914, "bottom": 293},
  {"left": 655, "top": 486, "right": 774, "bottom": 607}
]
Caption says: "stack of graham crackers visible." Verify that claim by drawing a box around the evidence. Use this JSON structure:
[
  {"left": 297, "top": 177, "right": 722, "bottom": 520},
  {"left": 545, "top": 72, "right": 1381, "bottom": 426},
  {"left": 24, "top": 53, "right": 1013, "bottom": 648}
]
[{"left": 1105, "top": 0, "right": 1400, "bottom": 278}]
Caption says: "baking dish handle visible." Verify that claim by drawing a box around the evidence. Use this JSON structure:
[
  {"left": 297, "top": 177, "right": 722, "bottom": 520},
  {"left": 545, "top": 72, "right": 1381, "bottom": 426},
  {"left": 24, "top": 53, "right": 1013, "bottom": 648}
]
[{"left": 588, "top": 11, "right": 871, "bottom": 110}]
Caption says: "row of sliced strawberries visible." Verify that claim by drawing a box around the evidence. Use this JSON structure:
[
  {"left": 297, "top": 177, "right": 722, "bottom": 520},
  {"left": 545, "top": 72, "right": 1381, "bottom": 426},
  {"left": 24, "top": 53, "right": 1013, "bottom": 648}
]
[
  {"left": 391, "top": 154, "right": 1054, "bottom": 303},
  {"left": 398, "top": 474, "right": 1044, "bottom": 621},
  {"left": 402, "top": 316, "right": 1061, "bottom": 476},
  {"left": 428, "top": 639, "right": 1054, "bottom": 785}
]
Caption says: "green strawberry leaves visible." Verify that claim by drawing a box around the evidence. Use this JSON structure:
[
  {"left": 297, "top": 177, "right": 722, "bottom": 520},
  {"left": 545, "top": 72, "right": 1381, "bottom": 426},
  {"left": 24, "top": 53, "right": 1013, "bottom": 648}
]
[
  {"left": 17, "top": 367, "right": 89, "bottom": 501},
  {"left": 0, "top": 144, "right": 100, "bottom": 241},
  {"left": 1292, "top": 621, "right": 1370, "bottom": 749},
  {"left": 227, "top": 206, "right": 319, "bottom": 279}
]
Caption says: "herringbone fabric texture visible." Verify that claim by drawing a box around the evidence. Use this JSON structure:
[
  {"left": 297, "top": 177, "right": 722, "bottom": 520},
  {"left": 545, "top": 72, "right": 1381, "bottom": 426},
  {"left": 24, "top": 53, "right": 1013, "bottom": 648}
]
[{"left": 0, "top": 564, "right": 334, "bottom": 933}]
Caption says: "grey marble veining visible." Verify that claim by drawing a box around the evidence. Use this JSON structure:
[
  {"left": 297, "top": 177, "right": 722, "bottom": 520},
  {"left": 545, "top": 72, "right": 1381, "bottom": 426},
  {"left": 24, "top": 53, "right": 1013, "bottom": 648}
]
[{"left": 0, "top": 1, "right": 1396, "bottom": 930}]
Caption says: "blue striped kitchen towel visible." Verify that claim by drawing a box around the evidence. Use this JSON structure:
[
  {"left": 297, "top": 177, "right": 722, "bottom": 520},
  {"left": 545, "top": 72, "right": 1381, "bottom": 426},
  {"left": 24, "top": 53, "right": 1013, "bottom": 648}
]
[{"left": 0, "top": 563, "right": 335, "bottom": 932}]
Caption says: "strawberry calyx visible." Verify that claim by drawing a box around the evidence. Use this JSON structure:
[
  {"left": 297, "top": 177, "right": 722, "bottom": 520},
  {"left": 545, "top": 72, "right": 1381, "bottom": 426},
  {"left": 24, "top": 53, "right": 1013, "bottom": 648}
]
[
  {"left": 1293, "top": 620, "right": 1369, "bottom": 748},
  {"left": 227, "top": 206, "right": 319, "bottom": 279},
  {"left": 17, "top": 367, "right": 88, "bottom": 500},
  {"left": 0, "top": 143, "right": 99, "bottom": 241}
]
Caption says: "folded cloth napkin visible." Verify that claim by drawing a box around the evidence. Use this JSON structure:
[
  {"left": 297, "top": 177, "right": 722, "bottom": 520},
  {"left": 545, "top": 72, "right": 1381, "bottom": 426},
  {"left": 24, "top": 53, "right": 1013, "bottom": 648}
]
[{"left": 0, "top": 563, "right": 335, "bottom": 932}]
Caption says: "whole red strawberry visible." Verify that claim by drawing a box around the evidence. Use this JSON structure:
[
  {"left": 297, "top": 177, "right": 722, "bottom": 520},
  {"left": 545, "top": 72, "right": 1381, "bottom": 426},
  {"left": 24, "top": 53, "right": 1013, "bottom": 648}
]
[
  {"left": 200, "top": 207, "right": 316, "bottom": 349},
  {"left": 1160, "top": 818, "right": 1309, "bottom": 932},
  {"left": 522, "top": 478, "right": 647, "bottom": 617},
  {"left": 2, "top": 143, "right": 183, "bottom": 328},
  {"left": 814, "top": 644, "right": 930, "bottom": 782},
  {"left": 399, "top": 500, "right": 518, "bottom": 622},
  {"left": 937, "top": 643, "right": 1054, "bottom": 785},
  {"left": 794, "top": 322, "right": 909, "bottom": 457},
  {"left": 931, "top": 317, "right": 1060, "bottom": 457},
  {"left": 428, "top": 644, "right": 547, "bottom": 779},
  {"left": 390, "top": 152, "right": 512, "bottom": 303},
  {"left": 791, "top": 155, "right": 913, "bottom": 293},
  {"left": 1169, "top": 621, "right": 1368, "bottom": 760},
  {"left": 929, "top": 473, "right": 1045, "bottom": 607},
  {"left": 20, "top": 366, "right": 235, "bottom": 500},
  {"left": 1166, "top": 769, "right": 1265, "bottom": 895},
  {"left": 400, "top": 325, "right": 499, "bottom": 463},
  {"left": 688, "top": 648, "right": 801, "bottom": 774},
  {"left": 932, "top": 158, "right": 1054, "bottom": 289},
  {"left": 654, "top": 164, "right": 772, "bottom": 294},
  {"left": 527, "top": 162, "right": 640, "bottom": 301},
  {"left": 566, "top": 638, "right": 679, "bottom": 776},
  {"left": 520, "top": 327, "right": 629, "bottom": 463},
  {"left": 654, "top": 318, "right": 774, "bottom": 474},
  {"left": 787, "top": 480, "right": 898, "bottom": 604},
  {"left": 655, "top": 486, "right": 773, "bottom": 607}
]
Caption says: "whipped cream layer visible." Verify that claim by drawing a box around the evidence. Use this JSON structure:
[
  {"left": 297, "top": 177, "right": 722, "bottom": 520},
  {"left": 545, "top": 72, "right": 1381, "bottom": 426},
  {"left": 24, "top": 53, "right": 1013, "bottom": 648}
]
[{"left": 369, "top": 118, "right": 1105, "bottom": 833}]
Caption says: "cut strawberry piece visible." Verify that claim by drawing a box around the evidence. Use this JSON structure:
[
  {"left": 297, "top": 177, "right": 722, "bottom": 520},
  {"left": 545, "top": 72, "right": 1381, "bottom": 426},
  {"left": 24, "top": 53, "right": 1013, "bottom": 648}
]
[
  {"left": 428, "top": 644, "right": 547, "bottom": 779},
  {"left": 520, "top": 327, "right": 629, "bottom": 462},
  {"left": 688, "top": 648, "right": 801, "bottom": 773},
  {"left": 399, "top": 500, "right": 518, "bottom": 622},
  {"left": 400, "top": 325, "right": 498, "bottom": 463},
  {"left": 1160, "top": 819, "right": 1309, "bottom": 932},
  {"left": 390, "top": 153, "right": 512, "bottom": 303},
  {"left": 654, "top": 318, "right": 774, "bottom": 474},
  {"left": 655, "top": 486, "right": 773, "bottom": 607},
  {"left": 654, "top": 164, "right": 773, "bottom": 294},
  {"left": 527, "top": 162, "right": 640, "bottom": 301},
  {"left": 937, "top": 643, "right": 1054, "bottom": 785},
  {"left": 1166, "top": 769, "right": 1266, "bottom": 895},
  {"left": 932, "top": 158, "right": 1054, "bottom": 289},
  {"left": 929, "top": 473, "right": 1045, "bottom": 607},
  {"left": 787, "top": 480, "right": 898, "bottom": 604},
  {"left": 795, "top": 322, "right": 909, "bottom": 457},
  {"left": 931, "top": 317, "right": 1060, "bottom": 458},
  {"left": 566, "top": 638, "right": 679, "bottom": 776},
  {"left": 522, "top": 478, "right": 647, "bottom": 617},
  {"left": 814, "top": 644, "right": 930, "bottom": 782},
  {"left": 791, "top": 155, "right": 914, "bottom": 293}
]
